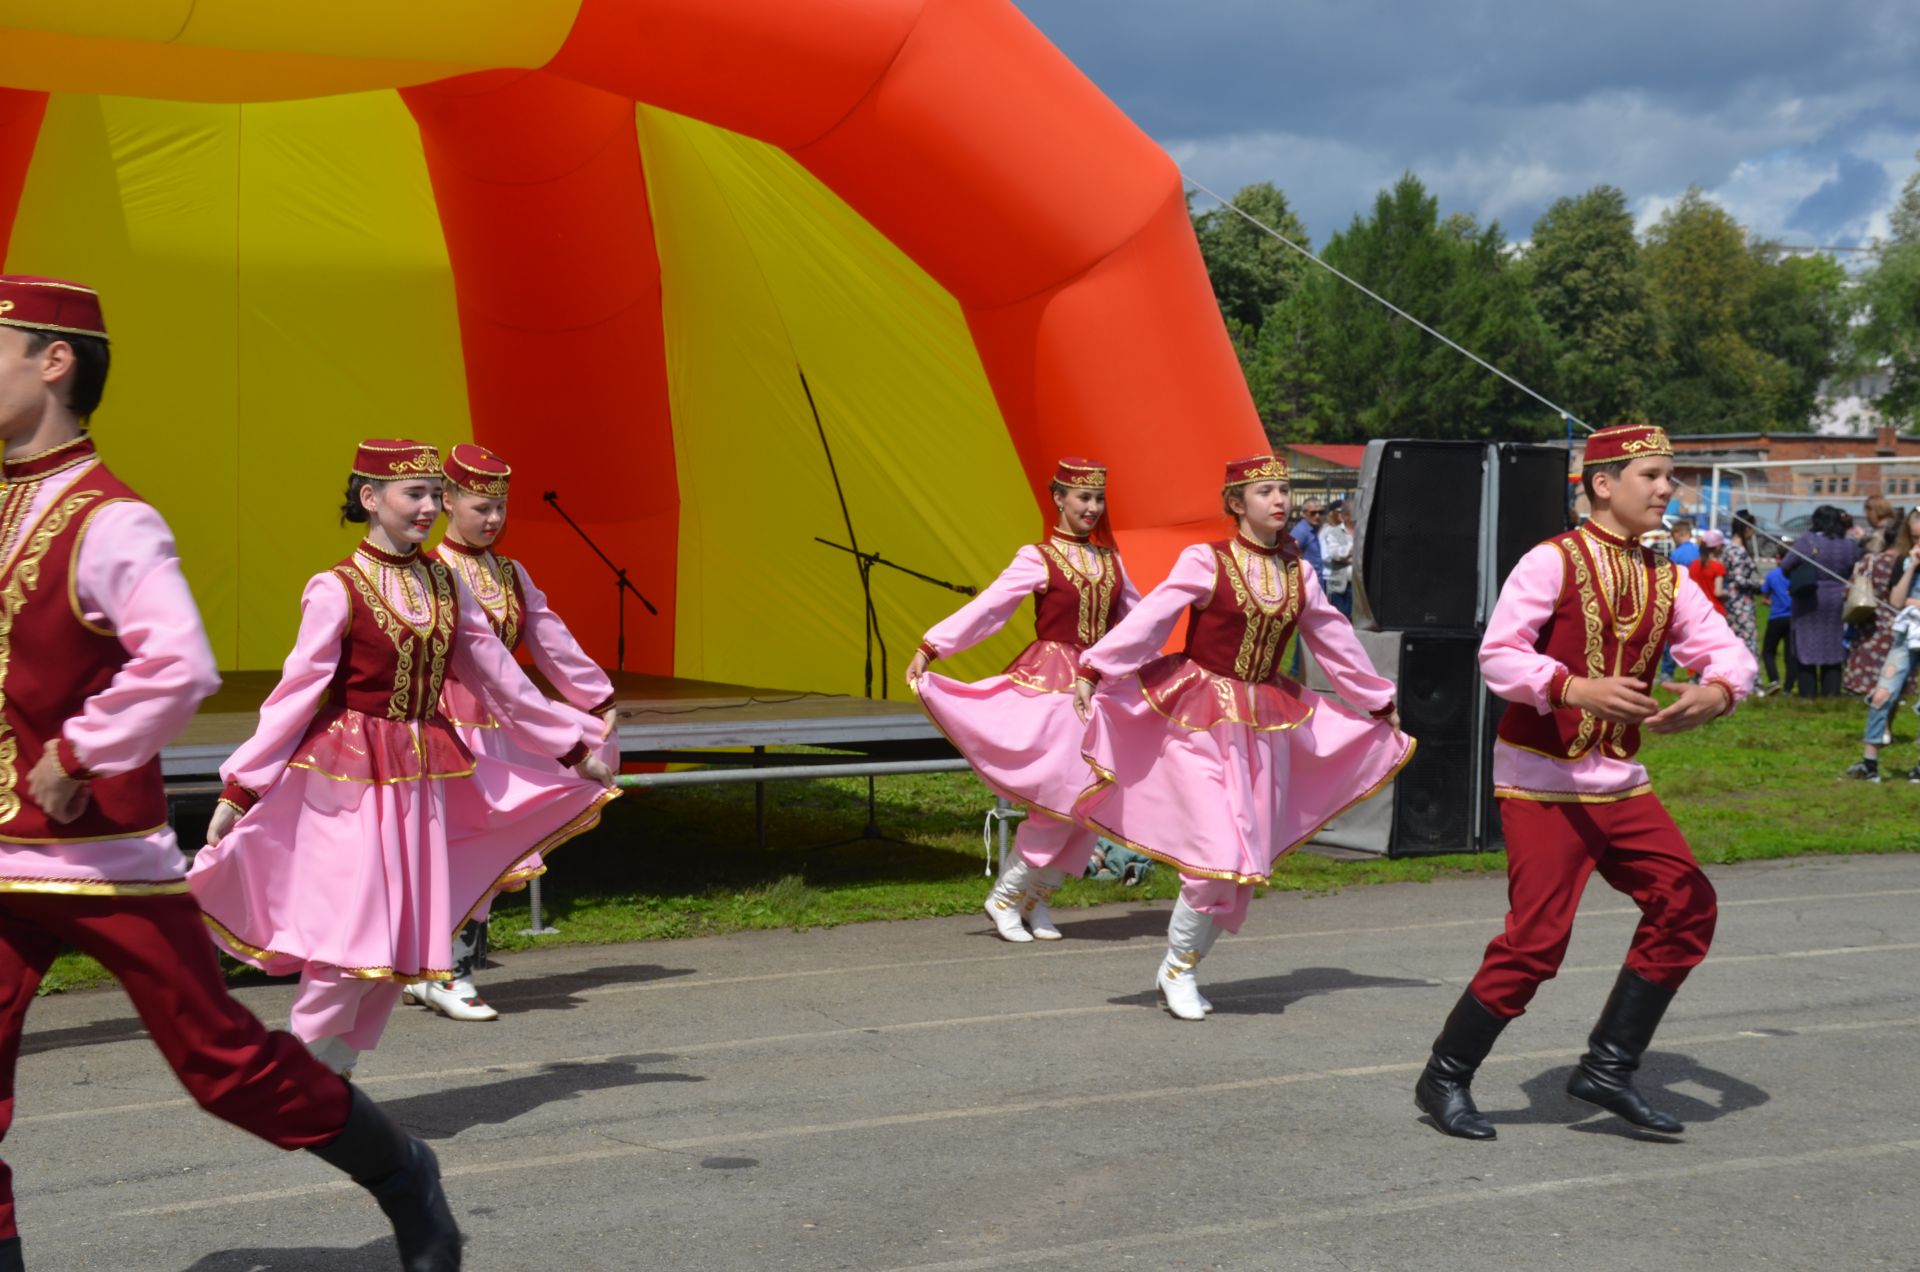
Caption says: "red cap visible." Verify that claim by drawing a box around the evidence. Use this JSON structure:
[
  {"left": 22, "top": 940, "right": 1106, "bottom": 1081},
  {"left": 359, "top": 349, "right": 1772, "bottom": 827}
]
[
  {"left": 1052, "top": 457, "right": 1107, "bottom": 489},
  {"left": 0, "top": 275, "right": 107, "bottom": 341},
  {"left": 352, "top": 438, "right": 441, "bottom": 480},
  {"left": 1222, "top": 454, "right": 1289, "bottom": 488},
  {"left": 1583, "top": 424, "right": 1672, "bottom": 468},
  {"left": 444, "top": 442, "right": 511, "bottom": 498}
]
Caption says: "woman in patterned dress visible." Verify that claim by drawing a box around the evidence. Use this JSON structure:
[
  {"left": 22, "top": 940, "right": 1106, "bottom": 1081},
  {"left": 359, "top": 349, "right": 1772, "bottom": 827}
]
[{"left": 1722, "top": 511, "right": 1763, "bottom": 652}]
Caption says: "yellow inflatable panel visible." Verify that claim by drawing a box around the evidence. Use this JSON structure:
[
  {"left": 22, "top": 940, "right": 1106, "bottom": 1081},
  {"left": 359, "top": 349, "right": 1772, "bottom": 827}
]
[
  {"left": 5, "top": 92, "right": 472, "bottom": 667},
  {"left": 0, "top": 28, "right": 477, "bottom": 103},
  {"left": 637, "top": 105, "right": 1038, "bottom": 695},
  {"left": 0, "top": 0, "right": 583, "bottom": 68}
]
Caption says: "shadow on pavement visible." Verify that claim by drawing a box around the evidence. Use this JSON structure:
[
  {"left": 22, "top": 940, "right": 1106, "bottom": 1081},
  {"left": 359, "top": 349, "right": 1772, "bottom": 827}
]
[
  {"left": 21, "top": 1015, "right": 150, "bottom": 1057},
  {"left": 378, "top": 1054, "right": 704, "bottom": 1139},
  {"left": 1474, "top": 1051, "right": 1770, "bottom": 1138},
  {"left": 479, "top": 962, "right": 697, "bottom": 1012},
  {"left": 183, "top": 1236, "right": 407, "bottom": 1269},
  {"left": 1107, "top": 966, "right": 1435, "bottom": 1015},
  {"left": 1048, "top": 908, "right": 1168, "bottom": 942}
]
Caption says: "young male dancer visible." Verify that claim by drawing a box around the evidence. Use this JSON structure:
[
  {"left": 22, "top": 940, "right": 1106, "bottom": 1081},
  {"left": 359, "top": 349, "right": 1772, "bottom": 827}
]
[
  {"left": 1415, "top": 424, "right": 1757, "bottom": 1139},
  {"left": 0, "top": 276, "right": 460, "bottom": 1269}
]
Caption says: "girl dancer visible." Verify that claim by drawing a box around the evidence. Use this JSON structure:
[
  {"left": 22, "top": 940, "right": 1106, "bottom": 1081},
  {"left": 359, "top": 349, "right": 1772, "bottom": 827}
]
[
  {"left": 907, "top": 458, "right": 1138, "bottom": 942},
  {"left": 1074, "top": 454, "right": 1412, "bottom": 1019},
  {"left": 191, "top": 440, "right": 615, "bottom": 1075},
  {"left": 412, "top": 443, "right": 621, "bottom": 1020}
]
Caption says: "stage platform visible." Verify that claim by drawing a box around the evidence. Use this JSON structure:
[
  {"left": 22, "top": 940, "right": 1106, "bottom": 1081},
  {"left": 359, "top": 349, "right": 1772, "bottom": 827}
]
[{"left": 161, "top": 670, "right": 947, "bottom": 779}]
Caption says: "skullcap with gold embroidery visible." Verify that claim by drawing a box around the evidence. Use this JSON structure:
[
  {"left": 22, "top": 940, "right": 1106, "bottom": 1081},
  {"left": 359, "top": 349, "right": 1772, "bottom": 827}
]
[
  {"left": 1222, "top": 453, "right": 1289, "bottom": 488},
  {"left": 443, "top": 442, "right": 512, "bottom": 498},
  {"left": 352, "top": 438, "right": 442, "bottom": 480},
  {"left": 0, "top": 275, "right": 108, "bottom": 341},
  {"left": 1583, "top": 424, "right": 1672, "bottom": 468},
  {"left": 1052, "top": 457, "right": 1107, "bottom": 489}
]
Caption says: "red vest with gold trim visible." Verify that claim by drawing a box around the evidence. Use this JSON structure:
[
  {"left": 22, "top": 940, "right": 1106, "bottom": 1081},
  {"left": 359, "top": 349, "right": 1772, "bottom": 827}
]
[
  {"left": 1496, "top": 527, "right": 1679, "bottom": 762},
  {"left": 1031, "top": 538, "right": 1123, "bottom": 648},
  {"left": 0, "top": 464, "right": 167, "bottom": 843},
  {"left": 1183, "top": 539, "right": 1304, "bottom": 683},
  {"left": 326, "top": 555, "right": 459, "bottom": 720}
]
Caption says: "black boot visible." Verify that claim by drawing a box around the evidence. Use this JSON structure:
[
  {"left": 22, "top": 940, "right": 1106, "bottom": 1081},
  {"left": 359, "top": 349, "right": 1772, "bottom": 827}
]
[
  {"left": 0, "top": 1235, "right": 21, "bottom": 1272},
  {"left": 307, "top": 1086, "right": 463, "bottom": 1271},
  {"left": 1565, "top": 968, "right": 1684, "bottom": 1133},
  {"left": 1415, "top": 991, "right": 1510, "bottom": 1140}
]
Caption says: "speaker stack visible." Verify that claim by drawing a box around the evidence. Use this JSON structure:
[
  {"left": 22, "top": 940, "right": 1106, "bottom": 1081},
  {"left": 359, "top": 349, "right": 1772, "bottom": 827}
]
[{"left": 1308, "top": 440, "right": 1568, "bottom": 857}]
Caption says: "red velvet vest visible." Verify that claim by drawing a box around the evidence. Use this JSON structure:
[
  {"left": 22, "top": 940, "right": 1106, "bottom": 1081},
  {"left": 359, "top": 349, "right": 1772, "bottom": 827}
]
[
  {"left": 1031, "top": 536, "right": 1123, "bottom": 648},
  {"left": 0, "top": 462, "right": 167, "bottom": 843},
  {"left": 437, "top": 542, "right": 525, "bottom": 653},
  {"left": 1182, "top": 539, "right": 1304, "bottom": 683},
  {"left": 1496, "top": 526, "right": 1679, "bottom": 762},
  {"left": 326, "top": 554, "right": 459, "bottom": 720}
]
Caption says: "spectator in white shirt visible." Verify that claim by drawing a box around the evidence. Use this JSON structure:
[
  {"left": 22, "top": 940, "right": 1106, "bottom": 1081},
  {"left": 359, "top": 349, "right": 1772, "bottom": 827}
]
[{"left": 1319, "top": 499, "right": 1355, "bottom": 617}]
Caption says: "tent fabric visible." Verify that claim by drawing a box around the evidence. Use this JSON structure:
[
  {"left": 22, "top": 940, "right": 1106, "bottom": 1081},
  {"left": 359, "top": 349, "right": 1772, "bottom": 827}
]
[{"left": 0, "top": 0, "right": 1266, "bottom": 694}]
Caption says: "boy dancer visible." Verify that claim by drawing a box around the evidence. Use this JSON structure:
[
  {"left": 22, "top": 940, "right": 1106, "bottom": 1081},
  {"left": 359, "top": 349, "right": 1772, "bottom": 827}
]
[
  {"left": 1415, "top": 425, "right": 1756, "bottom": 1139},
  {"left": 0, "top": 276, "right": 459, "bottom": 1269}
]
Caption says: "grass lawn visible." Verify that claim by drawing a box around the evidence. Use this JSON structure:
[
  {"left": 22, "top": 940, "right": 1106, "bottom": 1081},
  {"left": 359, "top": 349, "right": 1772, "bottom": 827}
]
[{"left": 36, "top": 687, "right": 1918, "bottom": 995}]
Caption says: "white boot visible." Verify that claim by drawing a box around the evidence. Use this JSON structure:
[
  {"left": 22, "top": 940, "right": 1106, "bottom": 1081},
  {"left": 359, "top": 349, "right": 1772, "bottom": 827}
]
[
  {"left": 984, "top": 860, "right": 1036, "bottom": 942},
  {"left": 1156, "top": 899, "right": 1222, "bottom": 1021},
  {"left": 308, "top": 1035, "right": 362, "bottom": 1078},
  {"left": 414, "top": 978, "right": 500, "bottom": 1022},
  {"left": 1021, "top": 866, "right": 1068, "bottom": 940}
]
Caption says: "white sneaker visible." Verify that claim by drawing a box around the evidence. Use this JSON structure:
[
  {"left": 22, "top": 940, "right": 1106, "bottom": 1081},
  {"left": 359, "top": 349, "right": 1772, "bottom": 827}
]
[{"left": 415, "top": 978, "right": 500, "bottom": 1022}]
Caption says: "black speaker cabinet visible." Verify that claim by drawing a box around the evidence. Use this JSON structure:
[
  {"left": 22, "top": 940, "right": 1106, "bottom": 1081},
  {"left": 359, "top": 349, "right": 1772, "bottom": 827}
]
[
  {"left": 1388, "top": 631, "right": 1482, "bottom": 857},
  {"left": 1492, "top": 443, "right": 1573, "bottom": 588},
  {"left": 1356, "top": 441, "right": 1485, "bottom": 631}
]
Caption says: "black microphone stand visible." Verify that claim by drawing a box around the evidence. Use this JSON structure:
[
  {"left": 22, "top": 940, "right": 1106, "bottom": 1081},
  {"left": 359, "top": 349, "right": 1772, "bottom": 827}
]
[
  {"left": 542, "top": 490, "right": 658, "bottom": 672},
  {"left": 801, "top": 367, "right": 974, "bottom": 844}
]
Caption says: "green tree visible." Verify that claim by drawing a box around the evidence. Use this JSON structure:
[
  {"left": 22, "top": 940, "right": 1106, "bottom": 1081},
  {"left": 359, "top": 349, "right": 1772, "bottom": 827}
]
[
  {"left": 1744, "top": 246, "right": 1848, "bottom": 428},
  {"left": 1191, "top": 182, "right": 1311, "bottom": 335},
  {"left": 1851, "top": 242, "right": 1920, "bottom": 426},
  {"left": 1640, "top": 188, "right": 1791, "bottom": 432},
  {"left": 1889, "top": 149, "right": 1920, "bottom": 249},
  {"left": 1275, "top": 174, "right": 1555, "bottom": 441},
  {"left": 1523, "top": 186, "right": 1654, "bottom": 426}
]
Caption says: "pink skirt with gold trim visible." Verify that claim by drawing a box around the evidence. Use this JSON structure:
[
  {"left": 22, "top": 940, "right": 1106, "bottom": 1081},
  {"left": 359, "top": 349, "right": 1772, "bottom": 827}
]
[
  {"left": 917, "top": 639, "right": 1095, "bottom": 821},
  {"left": 1075, "top": 654, "right": 1414, "bottom": 885}
]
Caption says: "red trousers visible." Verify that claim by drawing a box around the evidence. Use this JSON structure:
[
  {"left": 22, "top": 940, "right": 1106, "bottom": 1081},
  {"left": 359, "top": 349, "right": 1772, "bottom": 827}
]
[
  {"left": 1468, "top": 793, "right": 1717, "bottom": 1018},
  {"left": 0, "top": 891, "right": 352, "bottom": 1240}
]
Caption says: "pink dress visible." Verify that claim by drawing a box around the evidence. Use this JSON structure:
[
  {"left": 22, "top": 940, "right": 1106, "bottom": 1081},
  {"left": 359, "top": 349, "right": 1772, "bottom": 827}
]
[
  {"left": 1076, "top": 535, "right": 1413, "bottom": 916},
  {"left": 915, "top": 533, "right": 1137, "bottom": 872},
  {"left": 189, "top": 543, "right": 605, "bottom": 988},
  {"left": 435, "top": 539, "right": 620, "bottom": 906}
]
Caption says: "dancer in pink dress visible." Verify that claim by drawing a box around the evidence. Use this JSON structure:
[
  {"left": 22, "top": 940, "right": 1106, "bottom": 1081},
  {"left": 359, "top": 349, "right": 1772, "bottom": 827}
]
[
  {"left": 908, "top": 458, "right": 1139, "bottom": 942},
  {"left": 408, "top": 442, "right": 621, "bottom": 1021},
  {"left": 1074, "top": 454, "right": 1414, "bottom": 1020},
  {"left": 0, "top": 278, "right": 458, "bottom": 1271},
  {"left": 191, "top": 439, "right": 616, "bottom": 1077}
]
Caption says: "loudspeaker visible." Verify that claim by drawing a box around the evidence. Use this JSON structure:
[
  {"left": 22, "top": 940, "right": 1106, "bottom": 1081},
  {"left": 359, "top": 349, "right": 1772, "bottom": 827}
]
[
  {"left": 1353, "top": 440, "right": 1486, "bottom": 631},
  {"left": 1387, "top": 631, "right": 1482, "bottom": 856},
  {"left": 1490, "top": 443, "right": 1572, "bottom": 590},
  {"left": 1303, "top": 628, "right": 1486, "bottom": 857}
]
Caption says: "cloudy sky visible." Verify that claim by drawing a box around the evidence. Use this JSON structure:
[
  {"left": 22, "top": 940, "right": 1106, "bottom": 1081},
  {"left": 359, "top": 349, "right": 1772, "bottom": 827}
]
[{"left": 1013, "top": 0, "right": 1920, "bottom": 252}]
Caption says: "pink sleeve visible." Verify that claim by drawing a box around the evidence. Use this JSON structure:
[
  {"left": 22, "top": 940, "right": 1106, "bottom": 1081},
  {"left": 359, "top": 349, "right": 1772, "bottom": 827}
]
[
  {"left": 450, "top": 578, "right": 592, "bottom": 764},
  {"left": 1294, "top": 565, "right": 1396, "bottom": 715},
  {"left": 1082, "top": 544, "right": 1216, "bottom": 679},
  {"left": 514, "top": 560, "right": 616, "bottom": 713},
  {"left": 1478, "top": 544, "right": 1571, "bottom": 714},
  {"left": 919, "top": 546, "right": 1048, "bottom": 658},
  {"left": 1667, "top": 567, "right": 1759, "bottom": 712},
  {"left": 58, "top": 502, "right": 222, "bottom": 777},
  {"left": 221, "top": 574, "right": 348, "bottom": 795},
  {"left": 1113, "top": 553, "right": 1142, "bottom": 623}
]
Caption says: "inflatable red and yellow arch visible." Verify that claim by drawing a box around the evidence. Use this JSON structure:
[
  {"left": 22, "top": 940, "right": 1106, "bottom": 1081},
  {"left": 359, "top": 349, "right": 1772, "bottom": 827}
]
[{"left": 0, "top": 0, "right": 1261, "bottom": 689}]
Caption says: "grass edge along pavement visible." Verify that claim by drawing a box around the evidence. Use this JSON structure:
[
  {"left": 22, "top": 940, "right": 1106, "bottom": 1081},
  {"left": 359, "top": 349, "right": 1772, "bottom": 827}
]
[{"left": 36, "top": 692, "right": 1918, "bottom": 994}]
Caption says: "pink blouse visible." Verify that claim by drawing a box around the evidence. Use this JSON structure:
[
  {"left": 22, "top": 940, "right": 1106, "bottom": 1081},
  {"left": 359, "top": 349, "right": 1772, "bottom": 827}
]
[
  {"left": 921, "top": 544, "right": 1141, "bottom": 658},
  {"left": 3, "top": 462, "right": 220, "bottom": 890},
  {"left": 1482, "top": 542, "right": 1758, "bottom": 799}
]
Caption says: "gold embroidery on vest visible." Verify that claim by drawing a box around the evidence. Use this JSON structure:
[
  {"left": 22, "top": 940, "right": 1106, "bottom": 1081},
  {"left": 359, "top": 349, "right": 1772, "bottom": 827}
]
[
  {"left": 0, "top": 491, "right": 105, "bottom": 824},
  {"left": 1214, "top": 548, "right": 1297, "bottom": 682},
  {"left": 1557, "top": 537, "right": 1607, "bottom": 757},
  {"left": 420, "top": 562, "right": 456, "bottom": 713},
  {"left": 1037, "top": 541, "right": 1117, "bottom": 644},
  {"left": 337, "top": 565, "right": 421, "bottom": 722}
]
